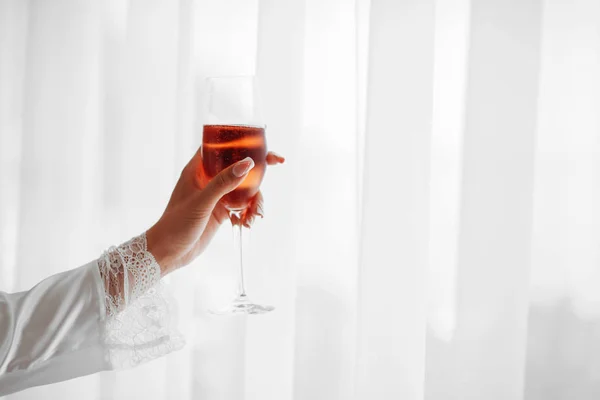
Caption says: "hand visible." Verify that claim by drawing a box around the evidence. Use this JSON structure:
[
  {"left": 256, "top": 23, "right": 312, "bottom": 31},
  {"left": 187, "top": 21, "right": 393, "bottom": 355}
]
[{"left": 146, "top": 149, "right": 285, "bottom": 275}]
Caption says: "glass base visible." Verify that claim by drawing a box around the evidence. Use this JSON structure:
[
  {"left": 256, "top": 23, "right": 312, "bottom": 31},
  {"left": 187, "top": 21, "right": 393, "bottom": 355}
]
[{"left": 210, "top": 294, "right": 274, "bottom": 316}]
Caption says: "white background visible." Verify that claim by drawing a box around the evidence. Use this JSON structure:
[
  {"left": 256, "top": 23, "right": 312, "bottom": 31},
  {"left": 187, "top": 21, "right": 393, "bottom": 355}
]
[{"left": 1, "top": 0, "right": 600, "bottom": 399}]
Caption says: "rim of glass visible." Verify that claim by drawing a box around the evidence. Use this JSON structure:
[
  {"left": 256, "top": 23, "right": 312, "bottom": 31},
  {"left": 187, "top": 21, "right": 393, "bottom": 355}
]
[{"left": 202, "top": 123, "right": 267, "bottom": 128}]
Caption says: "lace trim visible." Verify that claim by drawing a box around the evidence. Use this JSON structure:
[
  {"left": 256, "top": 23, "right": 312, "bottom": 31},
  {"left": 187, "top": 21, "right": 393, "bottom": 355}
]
[{"left": 98, "top": 233, "right": 185, "bottom": 368}]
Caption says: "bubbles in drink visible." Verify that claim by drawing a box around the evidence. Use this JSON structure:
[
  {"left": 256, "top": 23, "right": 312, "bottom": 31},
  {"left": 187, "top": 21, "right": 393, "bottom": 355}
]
[{"left": 202, "top": 124, "right": 267, "bottom": 211}]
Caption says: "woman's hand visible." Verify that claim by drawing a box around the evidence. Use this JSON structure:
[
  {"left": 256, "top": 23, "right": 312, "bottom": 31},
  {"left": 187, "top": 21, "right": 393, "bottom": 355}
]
[{"left": 146, "top": 149, "right": 284, "bottom": 275}]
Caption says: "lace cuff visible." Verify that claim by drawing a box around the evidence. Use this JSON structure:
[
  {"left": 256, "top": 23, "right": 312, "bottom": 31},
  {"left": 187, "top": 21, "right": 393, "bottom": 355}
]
[{"left": 97, "top": 233, "right": 185, "bottom": 369}]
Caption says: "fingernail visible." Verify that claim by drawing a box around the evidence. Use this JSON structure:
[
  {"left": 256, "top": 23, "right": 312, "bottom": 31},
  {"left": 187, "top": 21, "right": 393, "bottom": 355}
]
[
  {"left": 256, "top": 203, "right": 264, "bottom": 218},
  {"left": 272, "top": 152, "right": 285, "bottom": 163},
  {"left": 233, "top": 157, "right": 254, "bottom": 177}
]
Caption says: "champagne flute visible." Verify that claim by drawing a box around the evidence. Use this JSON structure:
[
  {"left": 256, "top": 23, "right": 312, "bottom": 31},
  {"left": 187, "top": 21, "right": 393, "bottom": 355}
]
[{"left": 202, "top": 76, "right": 273, "bottom": 315}]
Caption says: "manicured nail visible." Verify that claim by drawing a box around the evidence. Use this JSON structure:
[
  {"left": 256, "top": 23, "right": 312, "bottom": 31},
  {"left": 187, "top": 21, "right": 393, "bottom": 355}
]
[
  {"left": 256, "top": 203, "right": 264, "bottom": 218},
  {"left": 233, "top": 157, "right": 254, "bottom": 177},
  {"left": 272, "top": 152, "right": 285, "bottom": 163}
]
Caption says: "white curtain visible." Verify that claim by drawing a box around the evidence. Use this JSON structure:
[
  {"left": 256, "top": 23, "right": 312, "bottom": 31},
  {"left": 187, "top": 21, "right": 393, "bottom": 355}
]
[{"left": 1, "top": 0, "right": 600, "bottom": 399}]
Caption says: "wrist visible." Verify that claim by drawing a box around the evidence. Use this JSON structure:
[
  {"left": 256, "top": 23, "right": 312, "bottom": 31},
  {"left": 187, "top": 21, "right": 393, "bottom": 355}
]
[{"left": 146, "top": 223, "right": 177, "bottom": 276}]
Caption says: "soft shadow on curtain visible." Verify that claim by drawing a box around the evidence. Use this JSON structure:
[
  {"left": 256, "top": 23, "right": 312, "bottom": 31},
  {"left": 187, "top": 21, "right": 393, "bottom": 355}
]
[{"left": 1, "top": 0, "right": 600, "bottom": 399}]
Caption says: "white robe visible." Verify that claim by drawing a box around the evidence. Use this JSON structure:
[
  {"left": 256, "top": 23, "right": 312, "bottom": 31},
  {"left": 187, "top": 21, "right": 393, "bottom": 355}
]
[
  {"left": 0, "top": 262, "right": 108, "bottom": 395},
  {"left": 0, "top": 234, "right": 183, "bottom": 396}
]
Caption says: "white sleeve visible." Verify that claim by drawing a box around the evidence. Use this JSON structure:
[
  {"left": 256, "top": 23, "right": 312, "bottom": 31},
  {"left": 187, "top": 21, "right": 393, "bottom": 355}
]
[{"left": 0, "top": 233, "right": 184, "bottom": 396}]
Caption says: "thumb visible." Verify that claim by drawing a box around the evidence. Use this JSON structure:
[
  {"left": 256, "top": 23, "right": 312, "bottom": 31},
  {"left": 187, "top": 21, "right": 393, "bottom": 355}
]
[{"left": 198, "top": 157, "right": 255, "bottom": 207}]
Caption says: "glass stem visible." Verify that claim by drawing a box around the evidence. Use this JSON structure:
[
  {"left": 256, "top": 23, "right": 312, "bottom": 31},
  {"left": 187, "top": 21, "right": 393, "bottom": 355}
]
[{"left": 232, "top": 213, "right": 247, "bottom": 297}]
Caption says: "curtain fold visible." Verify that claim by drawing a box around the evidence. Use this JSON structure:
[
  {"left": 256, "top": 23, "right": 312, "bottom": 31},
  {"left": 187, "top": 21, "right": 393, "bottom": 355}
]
[
  {"left": 526, "top": 0, "right": 600, "bottom": 398},
  {"left": 2, "top": 0, "right": 600, "bottom": 399},
  {"left": 0, "top": 0, "right": 27, "bottom": 294},
  {"left": 356, "top": 0, "right": 434, "bottom": 398},
  {"left": 425, "top": 1, "right": 543, "bottom": 399}
]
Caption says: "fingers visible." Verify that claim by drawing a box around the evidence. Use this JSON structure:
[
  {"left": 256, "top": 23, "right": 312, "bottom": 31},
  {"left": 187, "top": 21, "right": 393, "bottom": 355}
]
[
  {"left": 197, "top": 157, "right": 255, "bottom": 208},
  {"left": 230, "top": 212, "right": 242, "bottom": 227},
  {"left": 249, "top": 191, "right": 264, "bottom": 220},
  {"left": 266, "top": 151, "right": 285, "bottom": 165},
  {"left": 211, "top": 202, "right": 230, "bottom": 225},
  {"left": 166, "top": 147, "right": 204, "bottom": 207},
  {"left": 239, "top": 191, "right": 264, "bottom": 228},
  {"left": 186, "top": 150, "right": 282, "bottom": 224},
  {"left": 252, "top": 191, "right": 264, "bottom": 218},
  {"left": 238, "top": 152, "right": 281, "bottom": 227},
  {"left": 182, "top": 146, "right": 203, "bottom": 175},
  {"left": 239, "top": 152, "right": 281, "bottom": 226}
]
